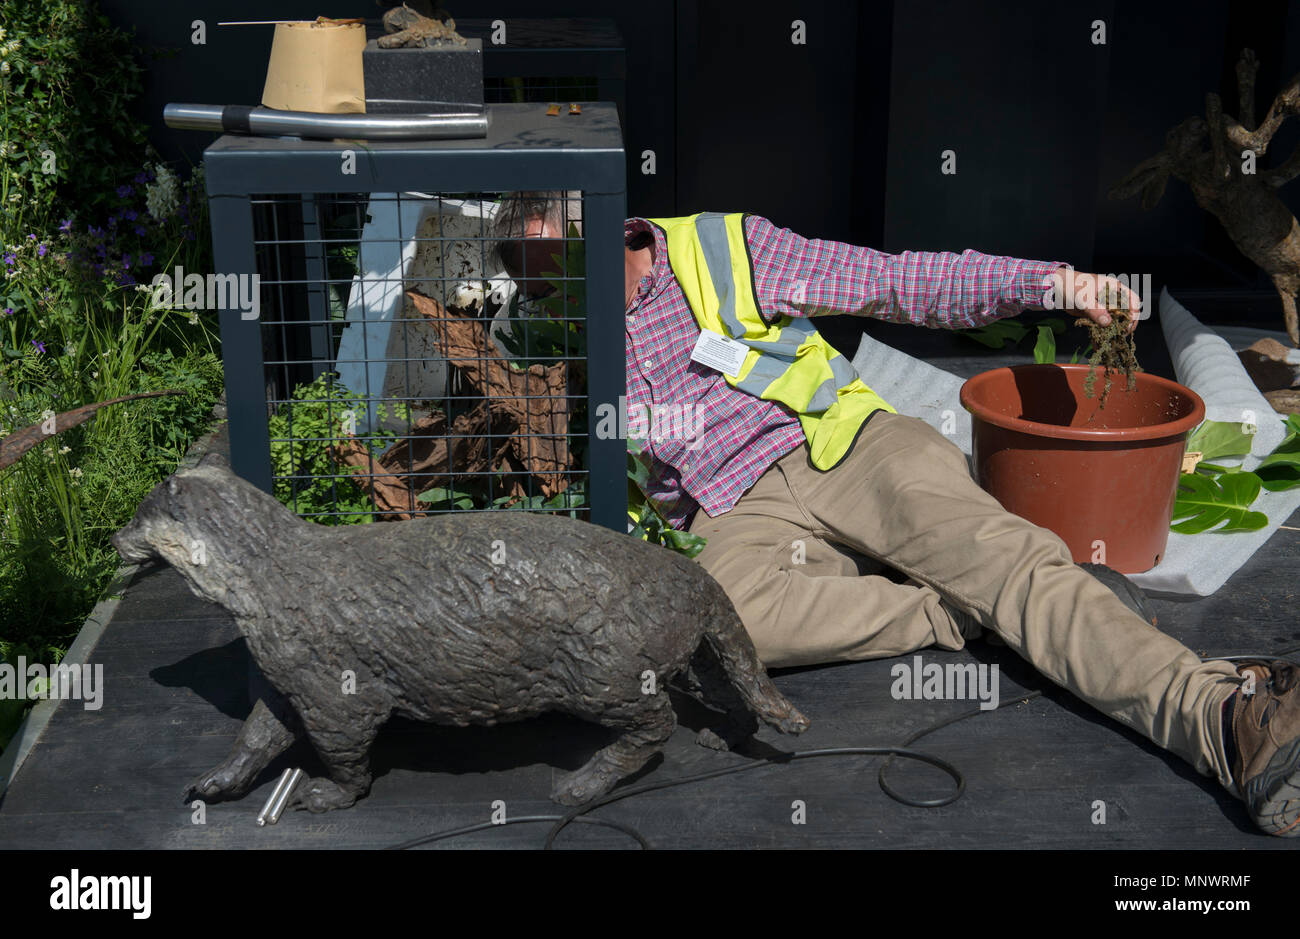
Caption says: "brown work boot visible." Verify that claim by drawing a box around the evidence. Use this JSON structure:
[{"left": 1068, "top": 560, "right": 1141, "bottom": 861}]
[{"left": 1227, "top": 660, "right": 1300, "bottom": 836}]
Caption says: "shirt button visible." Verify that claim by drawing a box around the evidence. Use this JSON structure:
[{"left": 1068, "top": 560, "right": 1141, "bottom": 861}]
[
  {"left": 643, "top": 359, "right": 653, "bottom": 369},
  {"left": 626, "top": 315, "right": 636, "bottom": 324}
]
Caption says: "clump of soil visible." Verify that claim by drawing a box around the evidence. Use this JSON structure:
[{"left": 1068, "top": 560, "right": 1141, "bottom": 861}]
[{"left": 1075, "top": 303, "right": 1142, "bottom": 409}]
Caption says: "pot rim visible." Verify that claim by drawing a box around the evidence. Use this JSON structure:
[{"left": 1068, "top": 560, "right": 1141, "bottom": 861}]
[{"left": 959, "top": 364, "right": 1207, "bottom": 442}]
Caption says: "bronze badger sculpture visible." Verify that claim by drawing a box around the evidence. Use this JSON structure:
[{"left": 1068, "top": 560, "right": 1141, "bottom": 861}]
[{"left": 112, "top": 454, "right": 808, "bottom": 812}]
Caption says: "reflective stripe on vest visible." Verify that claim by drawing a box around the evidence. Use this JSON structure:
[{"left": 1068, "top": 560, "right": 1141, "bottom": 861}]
[{"left": 645, "top": 212, "right": 896, "bottom": 471}]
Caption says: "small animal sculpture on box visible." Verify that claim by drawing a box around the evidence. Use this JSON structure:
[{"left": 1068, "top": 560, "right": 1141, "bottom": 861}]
[
  {"left": 112, "top": 454, "right": 808, "bottom": 813},
  {"left": 377, "top": 2, "right": 468, "bottom": 48}
]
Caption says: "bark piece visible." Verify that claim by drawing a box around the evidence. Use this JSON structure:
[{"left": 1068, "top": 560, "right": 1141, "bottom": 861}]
[
  {"left": 1239, "top": 338, "right": 1300, "bottom": 393},
  {"left": 407, "top": 290, "right": 571, "bottom": 496},
  {"left": 0, "top": 390, "right": 185, "bottom": 471},
  {"left": 1108, "top": 49, "right": 1300, "bottom": 345}
]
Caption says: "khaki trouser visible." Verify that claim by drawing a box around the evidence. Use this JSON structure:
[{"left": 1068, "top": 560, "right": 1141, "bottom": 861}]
[{"left": 688, "top": 410, "right": 1242, "bottom": 791}]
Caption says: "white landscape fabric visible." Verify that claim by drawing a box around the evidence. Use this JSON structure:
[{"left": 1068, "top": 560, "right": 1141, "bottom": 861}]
[{"left": 848, "top": 287, "right": 1300, "bottom": 598}]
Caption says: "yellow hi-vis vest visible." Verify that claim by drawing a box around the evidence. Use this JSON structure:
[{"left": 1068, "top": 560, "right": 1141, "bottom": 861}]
[{"left": 645, "top": 212, "right": 896, "bottom": 470}]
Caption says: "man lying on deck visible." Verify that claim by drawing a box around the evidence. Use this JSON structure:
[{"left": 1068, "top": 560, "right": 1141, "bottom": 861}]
[{"left": 491, "top": 190, "right": 1300, "bottom": 838}]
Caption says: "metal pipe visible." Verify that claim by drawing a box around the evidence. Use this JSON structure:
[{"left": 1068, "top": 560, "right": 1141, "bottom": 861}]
[
  {"left": 164, "top": 103, "right": 488, "bottom": 140},
  {"left": 256, "top": 767, "right": 304, "bottom": 826}
]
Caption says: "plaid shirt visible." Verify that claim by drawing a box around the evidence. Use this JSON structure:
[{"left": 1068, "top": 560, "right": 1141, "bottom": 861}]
[{"left": 624, "top": 214, "right": 1065, "bottom": 530}]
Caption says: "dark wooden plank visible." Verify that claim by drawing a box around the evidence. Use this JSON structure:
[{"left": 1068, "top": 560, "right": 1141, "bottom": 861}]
[{"left": 3, "top": 331, "right": 1298, "bottom": 849}]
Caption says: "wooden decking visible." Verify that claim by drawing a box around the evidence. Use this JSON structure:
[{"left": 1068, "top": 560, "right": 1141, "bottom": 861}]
[{"left": 2, "top": 316, "right": 1297, "bottom": 849}]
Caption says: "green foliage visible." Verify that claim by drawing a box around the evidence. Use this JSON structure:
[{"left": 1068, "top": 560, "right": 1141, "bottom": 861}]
[
  {"left": 1255, "top": 413, "right": 1300, "bottom": 492},
  {"left": 0, "top": 1, "right": 224, "bottom": 752},
  {"left": 626, "top": 438, "right": 707, "bottom": 558},
  {"left": 0, "top": 0, "right": 149, "bottom": 236},
  {"left": 267, "top": 374, "right": 409, "bottom": 524},
  {"left": 1186, "top": 419, "right": 1255, "bottom": 464},
  {"left": 496, "top": 222, "right": 587, "bottom": 365},
  {"left": 1032, "top": 325, "right": 1056, "bottom": 365},
  {"left": 1170, "top": 471, "right": 1268, "bottom": 534},
  {"left": 960, "top": 316, "right": 1089, "bottom": 365},
  {"left": 0, "top": 287, "right": 222, "bottom": 661},
  {"left": 1172, "top": 414, "right": 1300, "bottom": 535}
]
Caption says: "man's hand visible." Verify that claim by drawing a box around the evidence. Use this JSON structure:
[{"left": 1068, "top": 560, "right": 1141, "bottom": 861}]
[{"left": 1048, "top": 268, "right": 1142, "bottom": 334}]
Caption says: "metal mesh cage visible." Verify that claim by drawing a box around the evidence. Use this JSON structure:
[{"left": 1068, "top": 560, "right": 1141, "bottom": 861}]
[
  {"left": 252, "top": 191, "right": 589, "bottom": 524},
  {"left": 485, "top": 75, "right": 600, "bottom": 104},
  {"left": 203, "top": 104, "right": 626, "bottom": 532}
]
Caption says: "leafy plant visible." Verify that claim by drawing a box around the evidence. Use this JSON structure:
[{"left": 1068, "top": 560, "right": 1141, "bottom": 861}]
[
  {"left": 626, "top": 438, "right": 707, "bottom": 558},
  {"left": 1032, "top": 325, "right": 1056, "bottom": 365},
  {"left": 1170, "top": 471, "right": 1269, "bottom": 534},
  {"left": 960, "top": 315, "right": 1089, "bottom": 364},
  {"left": 0, "top": 0, "right": 149, "bottom": 238},
  {"left": 1185, "top": 419, "right": 1255, "bottom": 472},
  {"left": 1255, "top": 413, "right": 1300, "bottom": 491},
  {"left": 496, "top": 222, "right": 587, "bottom": 365},
  {"left": 267, "top": 373, "right": 409, "bottom": 524},
  {"left": 1172, "top": 415, "right": 1300, "bottom": 534}
]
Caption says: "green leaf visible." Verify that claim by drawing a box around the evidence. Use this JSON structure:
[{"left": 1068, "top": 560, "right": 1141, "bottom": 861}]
[
  {"left": 415, "top": 487, "right": 475, "bottom": 509},
  {"left": 661, "top": 528, "right": 708, "bottom": 558},
  {"left": 627, "top": 440, "right": 652, "bottom": 491},
  {"left": 1258, "top": 429, "right": 1300, "bottom": 471},
  {"left": 1257, "top": 464, "right": 1300, "bottom": 491},
  {"left": 1185, "top": 420, "right": 1254, "bottom": 462},
  {"left": 1170, "top": 471, "right": 1268, "bottom": 534},
  {"left": 1032, "top": 325, "right": 1056, "bottom": 365},
  {"left": 958, "top": 319, "right": 1029, "bottom": 349}
]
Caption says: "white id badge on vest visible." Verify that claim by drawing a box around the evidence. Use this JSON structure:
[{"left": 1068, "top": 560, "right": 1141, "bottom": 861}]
[{"left": 689, "top": 329, "right": 749, "bottom": 377}]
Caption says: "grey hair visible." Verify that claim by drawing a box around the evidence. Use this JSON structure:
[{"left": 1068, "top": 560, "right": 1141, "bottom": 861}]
[{"left": 490, "top": 190, "right": 583, "bottom": 275}]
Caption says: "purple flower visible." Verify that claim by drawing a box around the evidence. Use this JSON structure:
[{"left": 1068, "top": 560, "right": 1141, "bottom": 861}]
[
  {"left": 117, "top": 272, "right": 136, "bottom": 287},
  {"left": 133, "top": 225, "right": 146, "bottom": 237},
  {"left": 107, "top": 214, "right": 120, "bottom": 227},
  {"left": 2, "top": 308, "right": 12, "bottom": 317},
  {"left": 87, "top": 225, "right": 102, "bottom": 237},
  {"left": 58, "top": 218, "right": 72, "bottom": 233},
  {"left": 3, "top": 253, "right": 14, "bottom": 266},
  {"left": 123, "top": 209, "right": 137, "bottom": 222},
  {"left": 139, "top": 251, "right": 154, "bottom": 266},
  {"left": 31, "top": 340, "right": 45, "bottom": 354},
  {"left": 134, "top": 171, "right": 148, "bottom": 185},
  {"left": 116, "top": 184, "right": 132, "bottom": 198},
  {"left": 122, "top": 254, "right": 131, "bottom": 269},
  {"left": 36, "top": 243, "right": 46, "bottom": 258},
  {"left": 26, "top": 233, "right": 36, "bottom": 241}
]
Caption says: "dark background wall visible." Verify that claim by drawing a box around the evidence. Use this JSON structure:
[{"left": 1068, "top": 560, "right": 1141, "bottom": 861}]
[{"left": 104, "top": 0, "right": 1298, "bottom": 302}]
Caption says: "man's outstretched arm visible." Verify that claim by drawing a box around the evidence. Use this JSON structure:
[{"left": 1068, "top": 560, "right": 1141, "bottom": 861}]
[{"left": 743, "top": 215, "right": 1135, "bottom": 332}]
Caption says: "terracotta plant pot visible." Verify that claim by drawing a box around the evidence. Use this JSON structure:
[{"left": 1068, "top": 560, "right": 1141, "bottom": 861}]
[{"left": 959, "top": 364, "right": 1205, "bottom": 574}]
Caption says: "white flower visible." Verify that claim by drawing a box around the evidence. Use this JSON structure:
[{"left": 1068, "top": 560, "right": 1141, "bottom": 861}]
[
  {"left": 2, "top": 62, "right": 10, "bottom": 75},
  {"left": 2, "top": 40, "right": 19, "bottom": 56},
  {"left": 91, "top": 371, "right": 98, "bottom": 379},
  {"left": 0, "top": 27, "right": 8, "bottom": 42},
  {"left": 58, "top": 445, "right": 70, "bottom": 454},
  {"left": 63, "top": 342, "right": 74, "bottom": 356},
  {"left": 188, "top": 313, "right": 198, "bottom": 325},
  {"left": 145, "top": 163, "right": 180, "bottom": 220},
  {"left": 68, "top": 467, "right": 83, "bottom": 478}
]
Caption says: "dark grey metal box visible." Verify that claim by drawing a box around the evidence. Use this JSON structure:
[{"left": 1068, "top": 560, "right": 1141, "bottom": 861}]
[{"left": 363, "top": 38, "right": 484, "bottom": 114}]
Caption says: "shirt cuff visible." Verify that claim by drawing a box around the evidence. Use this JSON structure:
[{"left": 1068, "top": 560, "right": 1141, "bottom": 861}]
[{"left": 1022, "top": 261, "right": 1069, "bottom": 309}]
